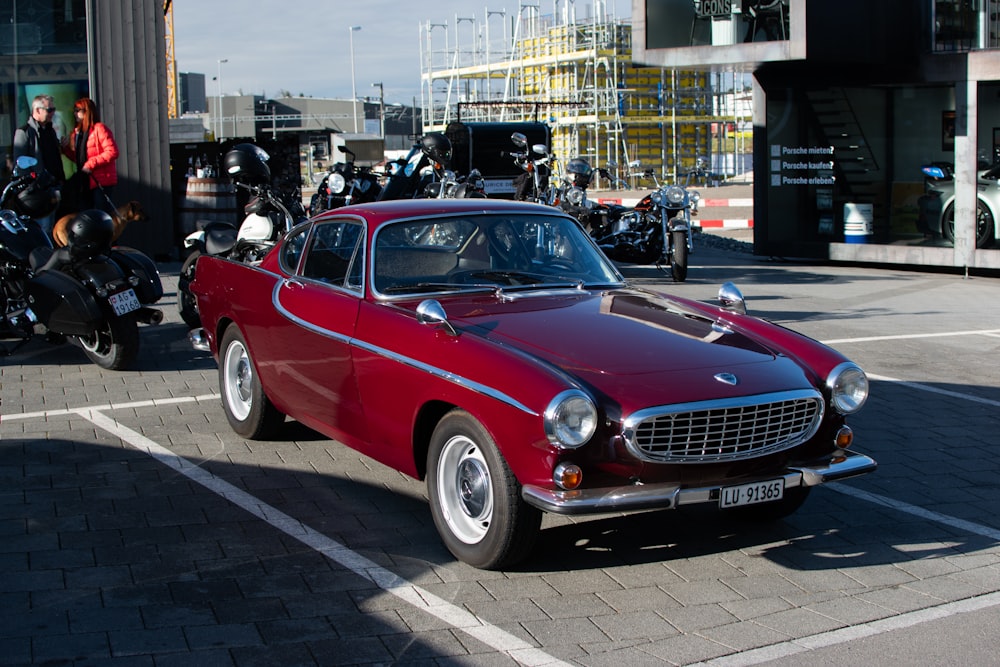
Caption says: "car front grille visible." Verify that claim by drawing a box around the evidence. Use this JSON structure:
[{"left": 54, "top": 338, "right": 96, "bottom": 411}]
[{"left": 622, "top": 390, "right": 824, "bottom": 463}]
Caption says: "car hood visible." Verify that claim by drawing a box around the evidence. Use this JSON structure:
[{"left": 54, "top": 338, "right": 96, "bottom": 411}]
[{"left": 444, "top": 287, "right": 782, "bottom": 377}]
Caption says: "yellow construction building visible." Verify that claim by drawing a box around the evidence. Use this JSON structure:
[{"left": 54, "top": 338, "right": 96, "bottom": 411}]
[{"left": 420, "top": 2, "right": 750, "bottom": 187}]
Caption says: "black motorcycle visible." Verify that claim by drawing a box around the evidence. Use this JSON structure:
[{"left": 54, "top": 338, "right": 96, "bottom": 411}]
[
  {"left": 377, "top": 132, "right": 458, "bottom": 201},
  {"left": 178, "top": 143, "right": 307, "bottom": 328},
  {"left": 507, "top": 132, "right": 553, "bottom": 203},
  {"left": 310, "top": 145, "right": 382, "bottom": 214},
  {"left": 1, "top": 156, "right": 163, "bottom": 369},
  {"left": 555, "top": 155, "right": 698, "bottom": 282}
]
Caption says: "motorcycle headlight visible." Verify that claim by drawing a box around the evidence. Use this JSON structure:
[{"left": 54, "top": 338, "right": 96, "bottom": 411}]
[
  {"left": 665, "top": 185, "right": 686, "bottom": 204},
  {"left": 827, "top": 362, "right": 869, "bottom": 414},
  {"left": 690, "top": 190, "right": 701, "bottom": 204},
  {"left": 329, "top": 172, "right": 347, "bottom": 195},
  {"left": 566, "top": 187, "right": 586, "bottom": 206},
  {"left": 650, "top": 190, "right": 663, "bottom": 205},
  {"left": 544, "top": 390, "right": 597, "bottom": 448}
]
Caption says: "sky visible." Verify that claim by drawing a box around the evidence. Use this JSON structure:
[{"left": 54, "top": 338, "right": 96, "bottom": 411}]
[{"left": 173, "top": 1, "right": 631, "bottom": 106}]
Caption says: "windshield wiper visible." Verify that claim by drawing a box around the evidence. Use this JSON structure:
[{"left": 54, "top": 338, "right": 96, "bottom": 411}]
[
  {"left": 469, "top": 271, "right": 586, "bottom": 290},
  {"left": 380, "top": 282, "right": 499, "bottom": 295}
]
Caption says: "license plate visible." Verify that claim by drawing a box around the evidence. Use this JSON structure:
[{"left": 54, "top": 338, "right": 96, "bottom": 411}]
[
  {"left": 720, "top": 479, "right": 784, "bottom": 508},
  {"left": 109, "top": 288, "right": 140, "bottom": 316}
]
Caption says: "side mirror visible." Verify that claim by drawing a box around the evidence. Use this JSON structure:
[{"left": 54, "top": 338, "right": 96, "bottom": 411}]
[
  {"left": 718, "top": 282, "right": 747, "bottom": 315},
  {"left": 417, "top": 299, "right": 458, "bottom": 336}
]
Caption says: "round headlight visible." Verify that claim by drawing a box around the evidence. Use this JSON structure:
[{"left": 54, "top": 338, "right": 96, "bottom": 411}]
[
  {"left": 544, "top": 390, "right": 597, "bottom": 448},
  {"left": 665, "top": 185, "right": 686, "bottom": 204},
  {"left": 328, "top": 172, "right": 347, "bottom": 195},
  {"left": 827, "top": 362, "right": 869, "bottom": 414},
  {"left": 651, "top": 190, "right": 664, "bottom": 204},
  {"left": 565, "top": 187, "right": 586, "bottom": 206}
]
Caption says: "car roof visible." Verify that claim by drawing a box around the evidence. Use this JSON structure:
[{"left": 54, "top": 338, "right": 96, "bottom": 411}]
[{"left": 311, "top": 198, "right": 562, "bottom": 228}]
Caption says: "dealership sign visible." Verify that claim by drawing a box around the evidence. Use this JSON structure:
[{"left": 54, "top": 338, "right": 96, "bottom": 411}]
[{"left": 694, "top": 0, "right": 735, "bottom": 18}]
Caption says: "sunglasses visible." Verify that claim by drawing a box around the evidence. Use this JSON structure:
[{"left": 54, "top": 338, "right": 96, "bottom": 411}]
[{"left": 35, "top": 107, "right": 57, "bottom": 113}]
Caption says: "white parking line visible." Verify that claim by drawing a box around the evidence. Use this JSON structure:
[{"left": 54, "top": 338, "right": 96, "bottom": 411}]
[
  {"left": 75, "top": 408, "right": 571, "bottom": 667},
  {"left": 823, "top": 329, "right": 1000, "bottom": 345},
  {"left": 696, "top": 591, "right": 1000, "bottom": 666}
]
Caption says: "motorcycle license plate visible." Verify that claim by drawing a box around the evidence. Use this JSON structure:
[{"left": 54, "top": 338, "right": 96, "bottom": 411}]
[
  {"left": 720, "top": 479, "right": 784, "bottom": 508},
  {"left": 109, "top": 288, "right": 140, "bottom": 316}
]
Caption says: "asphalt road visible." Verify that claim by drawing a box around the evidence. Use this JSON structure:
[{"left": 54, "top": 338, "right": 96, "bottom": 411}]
[{"left": 2, "top": 239, "right": 1000, "bottom": 666}]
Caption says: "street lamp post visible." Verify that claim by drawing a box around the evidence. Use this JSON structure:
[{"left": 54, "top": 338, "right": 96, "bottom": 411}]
[
  {"left": 371, "top": 82, "right": 384, "bottom": 138},
  {"left": 216, "top": 58, "right": 228, "bottom": 140},
  {"left": 349, "top": 25, "right": 362, "bottom": 133}
]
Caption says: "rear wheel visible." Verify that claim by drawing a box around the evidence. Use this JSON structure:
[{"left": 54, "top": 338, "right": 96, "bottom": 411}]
[
  {"left": 219, "top": 326, "right": 284, "bottom": 439},
  {"left": 73, "top": 314, "right": 139, "bottom": 370},
  {"left": 670, "top": 230, "right": 689, "bottom": 282},
  {"left": 427, "top": 410, "right": 541, "bottom": 569},
  {"left": 177, "top": 250, "right": 201, "bottom": 329}
]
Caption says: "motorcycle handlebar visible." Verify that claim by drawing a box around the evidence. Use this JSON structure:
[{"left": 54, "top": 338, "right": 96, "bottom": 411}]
[{"left": 0, "top": 174, "right": 34, "bottom": 207}]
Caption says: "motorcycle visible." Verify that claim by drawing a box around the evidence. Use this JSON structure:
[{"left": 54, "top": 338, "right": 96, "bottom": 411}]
[
  {"left": 310, "top": 145, "right": 382, "bottom": 214},
  {"left": 560, "top": 155, "right": 700, "bottom": 282},
  {"left": 424, "top": 168, "right": 487, "bottom": 199},
  {"left": 507, "top": 132, "right": 553, "bottom": 204},
  {"left": 377, "top": 132, "right": 459, "bottom": 201},
  {"left": 178, "top": 143, "right": 306, "bottom": 328},
  {"left": 1, "top": 156, "right": 163, "bottom": 370}
]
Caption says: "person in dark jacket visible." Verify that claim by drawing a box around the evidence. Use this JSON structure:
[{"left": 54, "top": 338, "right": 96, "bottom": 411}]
[{"left": 12, "top": 94, "right": 67, "bottom": 237}]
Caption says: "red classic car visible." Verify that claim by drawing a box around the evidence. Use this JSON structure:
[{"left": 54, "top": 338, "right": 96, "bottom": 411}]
[{"left": 189, "top": 198, "right": 875, "bottom": 569}]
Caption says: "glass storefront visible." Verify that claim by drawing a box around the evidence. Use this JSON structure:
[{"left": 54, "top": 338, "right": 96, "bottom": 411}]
[
  {"left": 1, "top": 1, "right": 90, "bottom": 180},
  {"left": 760, "top": 81, "right": 1000, "bottom": 254}
]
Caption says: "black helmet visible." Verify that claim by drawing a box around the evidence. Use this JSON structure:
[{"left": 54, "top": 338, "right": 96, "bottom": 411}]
[
  {"left": 420, "top": 132, "right": 452, "bottom": 165},
  {"left": 223, "top": 143, "right": 271, "bottom": 183},
  {"left": 11, "top": 169, "right": 60, "bottom": 219},
  {"left": 65, "top": 209, "right": 115, "bottom": 257},
  {"left": 565, "top": 158, "right": 593, "bottom": 188}
]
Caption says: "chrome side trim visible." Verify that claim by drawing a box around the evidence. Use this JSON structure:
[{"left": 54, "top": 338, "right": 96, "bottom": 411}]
[
  {"left": 272, "top": 282, "right": 538, "bottom": 417},
  {"left": 521, "top": 451, "right": 877, "bottom": 515}
]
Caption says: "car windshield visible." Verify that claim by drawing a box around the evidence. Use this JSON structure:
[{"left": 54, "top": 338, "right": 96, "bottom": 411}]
[{"left": 372, "top": 212, "right": 624, "bottom": 295}]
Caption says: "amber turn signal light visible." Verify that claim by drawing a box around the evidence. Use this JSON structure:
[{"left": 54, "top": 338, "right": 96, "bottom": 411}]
[
  {"left": 835, "top": 426, "right": 854, "bottom": 449},
  {"left": 554, "top": 462, "right": 583, "bottom": 490}
]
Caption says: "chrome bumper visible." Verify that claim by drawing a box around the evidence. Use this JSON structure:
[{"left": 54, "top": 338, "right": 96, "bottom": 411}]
[
  {"left": 521, "top": 451, "right": 877, "bottom": 515},
  {"left": 188, "top": 327, "right": 210, "bottom": 352}
]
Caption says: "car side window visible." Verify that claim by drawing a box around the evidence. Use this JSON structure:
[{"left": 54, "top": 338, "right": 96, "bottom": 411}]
[{"left": 301, "top": 220, "right": 363, "bottom": 290}]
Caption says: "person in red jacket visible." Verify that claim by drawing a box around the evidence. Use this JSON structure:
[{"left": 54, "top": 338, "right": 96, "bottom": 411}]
[{"left": 63, "top": 97, "right": 120, "bottom": 214}]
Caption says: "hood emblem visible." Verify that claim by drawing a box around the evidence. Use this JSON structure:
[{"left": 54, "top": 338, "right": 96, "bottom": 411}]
[{"left": 714, "top": 373, "right": 739, "bottom": 386}]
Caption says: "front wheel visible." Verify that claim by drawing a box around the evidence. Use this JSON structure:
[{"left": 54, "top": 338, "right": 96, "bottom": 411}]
[
  {"left": 177, "top": 250, "right": 201, "bottom": 329},
  {"left": 427, "top": 410, "right": 541, "bottom": 569},
  {"left": 219, "top": 326, "right": 285, "bottom": 439},
  {"left": 72, "top": 313, "right": 140, "bottom": 370},
  {"left": 942, "top": 201, "right": 996, "bottom": 248},
  {"left": 670, "top": 230, "right": 689, "bottom": 282}
]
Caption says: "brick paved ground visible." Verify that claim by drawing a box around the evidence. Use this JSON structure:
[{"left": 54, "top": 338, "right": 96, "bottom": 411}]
[{"left": 2, "top": 241, "right": 999, "bottom": 665}]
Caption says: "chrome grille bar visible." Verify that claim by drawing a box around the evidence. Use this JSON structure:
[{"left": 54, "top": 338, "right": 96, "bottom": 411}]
[{"left": 622, "top": 390, "right": 825, "bottom": 463}]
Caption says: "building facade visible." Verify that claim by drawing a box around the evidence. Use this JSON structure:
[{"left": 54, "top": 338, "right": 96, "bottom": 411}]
[
  {"left": 636, "top": 0, "right": 1000, "bottom": 271},
  {"left": 2, "top": 0, "right": 173, "bottom": 258}
]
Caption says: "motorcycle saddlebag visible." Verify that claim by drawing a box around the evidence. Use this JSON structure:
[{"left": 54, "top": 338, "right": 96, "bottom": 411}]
[
  {"left": 26, "top": 270, "right": 103, "bottom": 336},
  {"left": 110, "top": 246, "right": 164, "bottom": 303}
]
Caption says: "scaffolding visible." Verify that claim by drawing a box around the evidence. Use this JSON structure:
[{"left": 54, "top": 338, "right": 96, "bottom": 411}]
[{"left": 419, "top": 1, "right": 752, "bottom": 185}]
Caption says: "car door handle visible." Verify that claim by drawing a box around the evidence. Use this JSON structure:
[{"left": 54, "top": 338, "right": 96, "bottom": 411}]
[{"left": 283, "top": 278, "right": 304, "bottom": 289}]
